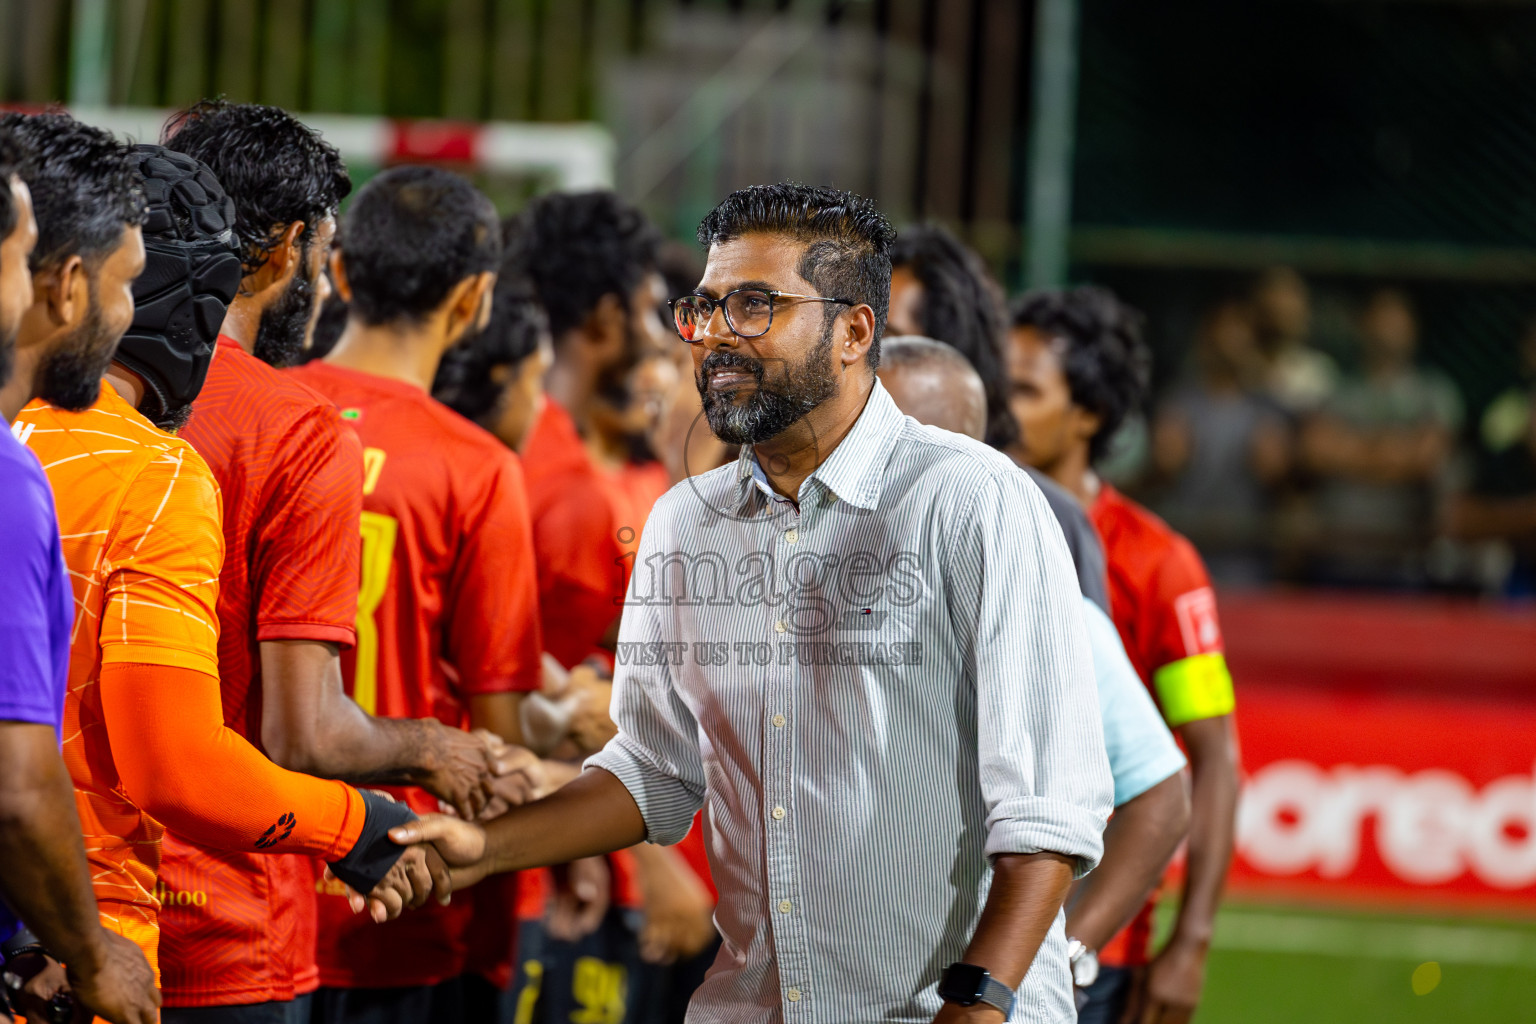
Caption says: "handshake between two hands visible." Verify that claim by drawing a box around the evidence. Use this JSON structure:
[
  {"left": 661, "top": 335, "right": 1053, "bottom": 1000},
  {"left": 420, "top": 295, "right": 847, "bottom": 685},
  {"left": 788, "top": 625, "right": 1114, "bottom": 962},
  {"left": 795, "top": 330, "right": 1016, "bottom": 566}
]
[{"left": 339, "top": 729, "right": 547, "bottom": 923}]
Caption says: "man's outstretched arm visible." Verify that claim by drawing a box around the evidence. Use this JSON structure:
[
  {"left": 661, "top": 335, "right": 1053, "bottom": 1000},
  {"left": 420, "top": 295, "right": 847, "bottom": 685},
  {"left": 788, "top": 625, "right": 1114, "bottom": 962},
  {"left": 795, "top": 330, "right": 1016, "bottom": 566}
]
[{"left": 388, "top": 766, "right": 647, "bottom": 893}]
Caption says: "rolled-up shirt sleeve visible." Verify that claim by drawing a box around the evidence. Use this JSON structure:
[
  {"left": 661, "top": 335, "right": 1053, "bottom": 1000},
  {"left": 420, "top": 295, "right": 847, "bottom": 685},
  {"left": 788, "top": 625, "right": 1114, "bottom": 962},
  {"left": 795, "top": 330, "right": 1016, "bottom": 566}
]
[
  {"left": 945, "top": 469, "right": 1114, "bottom": 876},
  {"left": 585, "top": 506, "right": 707, "bottom": 846}
]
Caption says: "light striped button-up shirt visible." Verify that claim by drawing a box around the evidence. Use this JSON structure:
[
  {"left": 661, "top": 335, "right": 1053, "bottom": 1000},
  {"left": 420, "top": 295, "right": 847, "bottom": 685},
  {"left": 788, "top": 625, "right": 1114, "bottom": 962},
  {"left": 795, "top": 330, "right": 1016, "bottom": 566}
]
[{"left": 588, "top": 379, "right": 1112, "bottom": 1024}]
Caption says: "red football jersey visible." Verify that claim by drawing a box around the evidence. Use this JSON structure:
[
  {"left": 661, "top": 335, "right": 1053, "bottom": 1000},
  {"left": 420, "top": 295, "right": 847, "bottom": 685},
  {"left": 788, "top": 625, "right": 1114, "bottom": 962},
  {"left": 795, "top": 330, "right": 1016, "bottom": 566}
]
[
  {"left": 1090, "top": 483, "right": 1234, "bottom": 968},
  {"left": 521, "top": 398, "right": 632, "bottom": 670},
  {"left": 288, "top": 361, "right": 542, "bottom": 990},
  {"left": 159, "top": 337, "right": 363, "bottom": 1007}
]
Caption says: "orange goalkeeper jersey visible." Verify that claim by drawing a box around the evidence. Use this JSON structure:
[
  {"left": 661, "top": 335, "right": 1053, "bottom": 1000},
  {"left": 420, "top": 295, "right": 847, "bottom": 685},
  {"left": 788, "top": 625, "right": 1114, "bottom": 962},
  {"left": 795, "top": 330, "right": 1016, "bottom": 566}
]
[
  {"left": 14, "top": 383, "right": 226, "bottom": 960},
  {"left": 15, "top": 382, "right": 368, "bottom": 977}
]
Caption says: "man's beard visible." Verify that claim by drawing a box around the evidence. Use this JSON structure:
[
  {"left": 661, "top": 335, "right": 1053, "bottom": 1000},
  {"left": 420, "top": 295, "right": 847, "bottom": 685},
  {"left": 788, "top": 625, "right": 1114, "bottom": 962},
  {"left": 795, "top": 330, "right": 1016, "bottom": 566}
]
[
  {"left": 36, "top": 300, "right": 118, "bottom": 412},
  {"left": 697, "top": 319, "right": 838, "bottom": 445},
  {"left": 253, "top": 257, "right": 317, "bottom": 369}
]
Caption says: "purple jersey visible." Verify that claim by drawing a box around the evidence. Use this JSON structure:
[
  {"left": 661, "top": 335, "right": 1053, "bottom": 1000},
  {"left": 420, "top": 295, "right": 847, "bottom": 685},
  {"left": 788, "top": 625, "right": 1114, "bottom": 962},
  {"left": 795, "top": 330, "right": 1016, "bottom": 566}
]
[{"left": 0, "top": 424, "right": 74, "bottom": 945}]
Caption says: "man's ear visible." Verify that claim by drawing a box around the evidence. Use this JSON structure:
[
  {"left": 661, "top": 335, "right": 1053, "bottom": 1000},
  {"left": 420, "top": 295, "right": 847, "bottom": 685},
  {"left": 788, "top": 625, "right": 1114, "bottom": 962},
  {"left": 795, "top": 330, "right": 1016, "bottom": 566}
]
[
  {"left": 329, "top": 247, "right": 353, "bottom": 303},
  {"left": 243, "top": 221, "right": 305, "bottom": 298},
  {"left": 37, "top": 255, "right": 87, "bottom": 328},
  {"left": 445, "top": 271, "right": 496, "bottom": 345},
  {"left": 839, "top": 304, "right": 877, "bottom": 372}
]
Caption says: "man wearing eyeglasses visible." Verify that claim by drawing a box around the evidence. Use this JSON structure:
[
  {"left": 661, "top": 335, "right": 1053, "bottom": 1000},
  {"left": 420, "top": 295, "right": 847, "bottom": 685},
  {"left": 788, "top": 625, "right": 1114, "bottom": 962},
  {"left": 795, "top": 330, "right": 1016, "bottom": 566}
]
[{"left": 381, "top": 184, "right": 1112, "bottom": 1023}]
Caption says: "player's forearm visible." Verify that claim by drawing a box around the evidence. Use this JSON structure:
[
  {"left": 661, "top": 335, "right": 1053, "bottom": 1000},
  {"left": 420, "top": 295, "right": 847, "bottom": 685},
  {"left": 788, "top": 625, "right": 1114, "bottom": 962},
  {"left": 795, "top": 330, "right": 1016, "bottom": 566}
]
[
  {"left": 102, "top": 663, "right": 367, "bottom": 860},
  {"left": 0, "top": 724, "right": 110, "bottom": 972},
  {"left": 482, "top": 766, "right": 647, "bottom": 875},
  {"left": 260, "top": 639, "right": 448, "bottom": 785},
  {"left": 1065, "top": 772, "right": 1189, "bottom": 950},
  {"left": 1173, "top": 715, "right": 1240, "bottom": 945},
  {"left": 955, "top": 852, "right": 1075, "bottom": 992}
]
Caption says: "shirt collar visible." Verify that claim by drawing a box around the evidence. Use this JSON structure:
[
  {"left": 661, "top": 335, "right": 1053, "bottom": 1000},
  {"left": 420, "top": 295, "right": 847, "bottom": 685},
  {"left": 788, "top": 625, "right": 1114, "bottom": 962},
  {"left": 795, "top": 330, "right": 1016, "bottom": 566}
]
[{"left": 735, "top": 378, "right": 905, "bottom": 512}]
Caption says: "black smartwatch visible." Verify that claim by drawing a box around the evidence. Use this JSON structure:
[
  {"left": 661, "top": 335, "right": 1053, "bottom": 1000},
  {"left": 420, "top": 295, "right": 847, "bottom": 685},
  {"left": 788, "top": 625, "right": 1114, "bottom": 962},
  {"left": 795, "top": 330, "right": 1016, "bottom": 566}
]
[{"left": 938, "top": 962, "right": 1015, "bottom": 1018}]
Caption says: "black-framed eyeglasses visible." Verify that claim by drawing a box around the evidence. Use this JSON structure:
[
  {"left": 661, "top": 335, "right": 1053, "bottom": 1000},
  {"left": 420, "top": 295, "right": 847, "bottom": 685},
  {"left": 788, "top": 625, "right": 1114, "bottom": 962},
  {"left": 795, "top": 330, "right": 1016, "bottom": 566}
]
[{"left": 670, "top": 288, "right": 855, "bottom": 343}]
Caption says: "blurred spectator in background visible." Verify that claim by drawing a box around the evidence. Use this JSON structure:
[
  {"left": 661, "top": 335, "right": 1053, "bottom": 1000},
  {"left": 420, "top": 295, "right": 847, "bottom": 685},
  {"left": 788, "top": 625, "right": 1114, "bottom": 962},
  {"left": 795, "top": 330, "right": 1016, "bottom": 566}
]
[
  {"left": 1152, "top": 300, "right": 1290, "bottom": 583},
  {"left": 887, "top": 222, "right": 1019, "bottom": 450},
  {"left": 1302, "top": 287, "right": 1463, "bottom": 586},
  {"left": 1250, "top": 266, "right": 1337, "bottom": 414},
  {"left": 1446, "top": 318, "right": 1536, "bottom": 597},
  {"left": 433, "top": 270, "right": 553, "bottom": 455},
  {"left": 651, "top": 239, "right": 732, "bottom": 483}
]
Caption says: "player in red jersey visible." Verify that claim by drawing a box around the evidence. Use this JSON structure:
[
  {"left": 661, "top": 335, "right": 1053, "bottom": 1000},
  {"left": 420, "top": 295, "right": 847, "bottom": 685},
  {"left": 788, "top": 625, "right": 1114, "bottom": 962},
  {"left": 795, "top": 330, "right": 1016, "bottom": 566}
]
[
  {"left": 146, "top": 103, "right": 505, "bottom": 1022},
  {"left": 497, "top": 193, "right": 717, "bottom": 1024},
  {"left": 433, "top": 264, "right": 717, "bottom": 1023},
  {"left": 1006, "top": 286, "right": 1240, "bottom": 1024},
  {"left": 289, "top": 165, "right": 544, "bottom": 1024}
]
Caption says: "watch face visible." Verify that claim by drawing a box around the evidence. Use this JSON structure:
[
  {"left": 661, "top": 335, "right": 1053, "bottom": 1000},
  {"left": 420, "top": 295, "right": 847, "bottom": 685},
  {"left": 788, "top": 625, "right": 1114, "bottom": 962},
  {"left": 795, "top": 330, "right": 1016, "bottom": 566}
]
[
  {"left": 939, "top": 963, "right": 988, "bottom": 1005},
  {"left": 1072, "top": 948, "right": 1101, "bottom": 988}
]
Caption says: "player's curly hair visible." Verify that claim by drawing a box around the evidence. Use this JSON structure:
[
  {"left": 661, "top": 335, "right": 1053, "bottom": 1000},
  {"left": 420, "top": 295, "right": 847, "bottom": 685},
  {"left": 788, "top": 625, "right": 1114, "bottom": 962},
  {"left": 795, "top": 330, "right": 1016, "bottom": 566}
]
[
  {"left": 0, "top": 129, "right": 19, "bottom": 239},
  {"left": 162, "top": 99, "right": 350, "bottom": 276},
  {"left": 698, "top": 183, "right": 896, "bottom": 368},
  {"left": 433, "top": 268, "right": 547, "bottom": 424},
  {"left": 503, "top": 190, "right": 660, "bottom": 343},
  {"left": 1010, "top": 285, "right": 1150, "bottom": 465},
  {"left": 890, "top": 223, "right": 1016, "bottom": 449},
  {"left": 0, "top": 111, "right": 147, "bottom": 271}
]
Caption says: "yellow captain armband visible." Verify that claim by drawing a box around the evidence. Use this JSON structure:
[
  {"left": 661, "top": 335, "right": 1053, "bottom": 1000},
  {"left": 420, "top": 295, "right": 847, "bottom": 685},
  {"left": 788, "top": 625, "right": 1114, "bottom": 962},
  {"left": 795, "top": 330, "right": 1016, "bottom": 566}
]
[{"left": 1153, "top": 652, "right": 1235, "bottom": 727}]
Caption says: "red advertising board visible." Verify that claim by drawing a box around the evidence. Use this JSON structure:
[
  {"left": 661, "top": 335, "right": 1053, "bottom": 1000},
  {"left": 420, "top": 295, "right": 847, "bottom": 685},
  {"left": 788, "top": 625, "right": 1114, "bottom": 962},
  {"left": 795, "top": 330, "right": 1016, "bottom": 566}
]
[{"left": 1220, "top": 592, "right": 1536, "bottom": 913}]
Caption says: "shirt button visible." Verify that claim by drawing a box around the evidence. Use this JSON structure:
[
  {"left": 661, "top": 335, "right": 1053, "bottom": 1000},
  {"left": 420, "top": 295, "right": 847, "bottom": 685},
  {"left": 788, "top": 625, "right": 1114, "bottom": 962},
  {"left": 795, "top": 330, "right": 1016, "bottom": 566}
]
[
  {"left": 774, "top": 620, "right": 787, "bottom": 633},
  {"left": 785, "top": 528, "right": 799, "bottom": 544},
  {"left": 778, "top": 899, "right": 792, "bottom": 914},
  {"left": 772, "top": 714, "right": 786, "bottom": 728},
  {"left": 786, "top": 988, "right": 802, "bottom": 1002},
  {"left": 772, "top": 805, "right": 786, "bottom": 820}
]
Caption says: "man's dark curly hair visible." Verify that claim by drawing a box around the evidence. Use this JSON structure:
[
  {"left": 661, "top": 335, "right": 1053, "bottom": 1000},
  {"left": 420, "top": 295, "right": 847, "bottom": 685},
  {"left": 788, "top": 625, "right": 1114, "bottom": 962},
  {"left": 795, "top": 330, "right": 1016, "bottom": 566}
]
[
  {"left": 0, "top": 129, "right": 19, "bottom": 239},
  {"left": 890, "top": 223, "right": 1016, "bottom": 449},
  {"left": 503, "top": 190, "right": 661, "bottom": 342},
  {"left": 161, "top": 99, "right": 350, "bottom": 276},
  {"left": 340, "top": 165, "right": 501, "bottom": 325},
  {"left": 433, "top": 269, "right": 547, "bottom": 424},
  {"left": 0, "top": 112, "right": 146, "bottom": 271},
  {"left": 697, "top": 183, "right": 896, "bottom": 368},
  {"left": 1010, "top": 286, "right": 1150, "bottom": 464}
]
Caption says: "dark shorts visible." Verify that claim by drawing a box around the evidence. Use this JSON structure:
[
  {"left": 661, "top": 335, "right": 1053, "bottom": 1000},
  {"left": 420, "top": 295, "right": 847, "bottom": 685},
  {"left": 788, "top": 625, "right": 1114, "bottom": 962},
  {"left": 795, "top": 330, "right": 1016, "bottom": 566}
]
[
  {"left": 628, "top": 935, "right": 721, "bottom": 1024},
  {"left": 509, "top": 909, "right": 641, "bottom": 1024},
  {"left": 163, "top": 994, "right": 313, "bottom": 1024},
  {"left": 1076, "top": 965, "right": 1135, "bottom": 1024},
  {"left": 309, "top": 979, "right": 462, "bottom": 1024}
]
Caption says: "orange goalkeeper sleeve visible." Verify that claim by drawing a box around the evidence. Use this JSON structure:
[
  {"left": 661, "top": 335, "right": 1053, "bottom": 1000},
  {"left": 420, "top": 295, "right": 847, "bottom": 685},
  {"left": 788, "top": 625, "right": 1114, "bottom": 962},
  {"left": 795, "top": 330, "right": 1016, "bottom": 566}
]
[{"left": 99, "top": 662, "right": 366, "bottom": 859}]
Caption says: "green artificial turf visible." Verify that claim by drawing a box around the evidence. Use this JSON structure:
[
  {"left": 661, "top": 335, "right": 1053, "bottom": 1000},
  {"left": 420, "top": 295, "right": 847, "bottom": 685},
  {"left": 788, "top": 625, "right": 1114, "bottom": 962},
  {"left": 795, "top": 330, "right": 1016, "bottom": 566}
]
[{"left": 1183, "top": 903, "right": 1536, "bottom": 1023}]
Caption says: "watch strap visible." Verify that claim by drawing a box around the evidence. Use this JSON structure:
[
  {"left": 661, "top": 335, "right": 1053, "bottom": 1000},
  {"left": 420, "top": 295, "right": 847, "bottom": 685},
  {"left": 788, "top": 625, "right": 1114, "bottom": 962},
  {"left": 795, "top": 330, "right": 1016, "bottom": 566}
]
[{"left": 977, "top": 975, "right": 1015, "bottom": 1017}]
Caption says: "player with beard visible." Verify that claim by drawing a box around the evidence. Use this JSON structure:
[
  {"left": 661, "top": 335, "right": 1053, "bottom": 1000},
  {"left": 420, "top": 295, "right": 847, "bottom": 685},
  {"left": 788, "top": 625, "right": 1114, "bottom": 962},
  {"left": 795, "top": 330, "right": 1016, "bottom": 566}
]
[
  {"left": 0, "top": 131, "right": 162, "bottom": 1024},
  {"left": 162, "top": 100, "right": 335, "bottom": 369},
  {"left": 6, "top": 111, "right": 435, "bottom": 996},
  {"left": 152, "top": 106, "right": 508, "bottom": 1022},
  {"left": 289, "top": 166, "right": 544, "bottom": 1024}
]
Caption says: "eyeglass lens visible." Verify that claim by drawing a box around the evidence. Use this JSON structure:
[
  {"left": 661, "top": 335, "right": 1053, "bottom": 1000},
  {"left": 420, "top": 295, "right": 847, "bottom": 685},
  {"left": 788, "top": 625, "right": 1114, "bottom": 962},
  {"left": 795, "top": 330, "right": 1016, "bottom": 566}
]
[{"left": 673, "top": 290, "right": 774, "bottom": 342}]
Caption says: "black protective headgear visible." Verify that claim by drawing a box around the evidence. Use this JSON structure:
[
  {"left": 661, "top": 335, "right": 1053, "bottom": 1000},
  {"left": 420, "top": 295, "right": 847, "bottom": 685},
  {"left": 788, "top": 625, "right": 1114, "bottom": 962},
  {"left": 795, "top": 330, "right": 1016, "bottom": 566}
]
[{"left": 115, "top": 145, "right": 242, "bottom": 424}]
